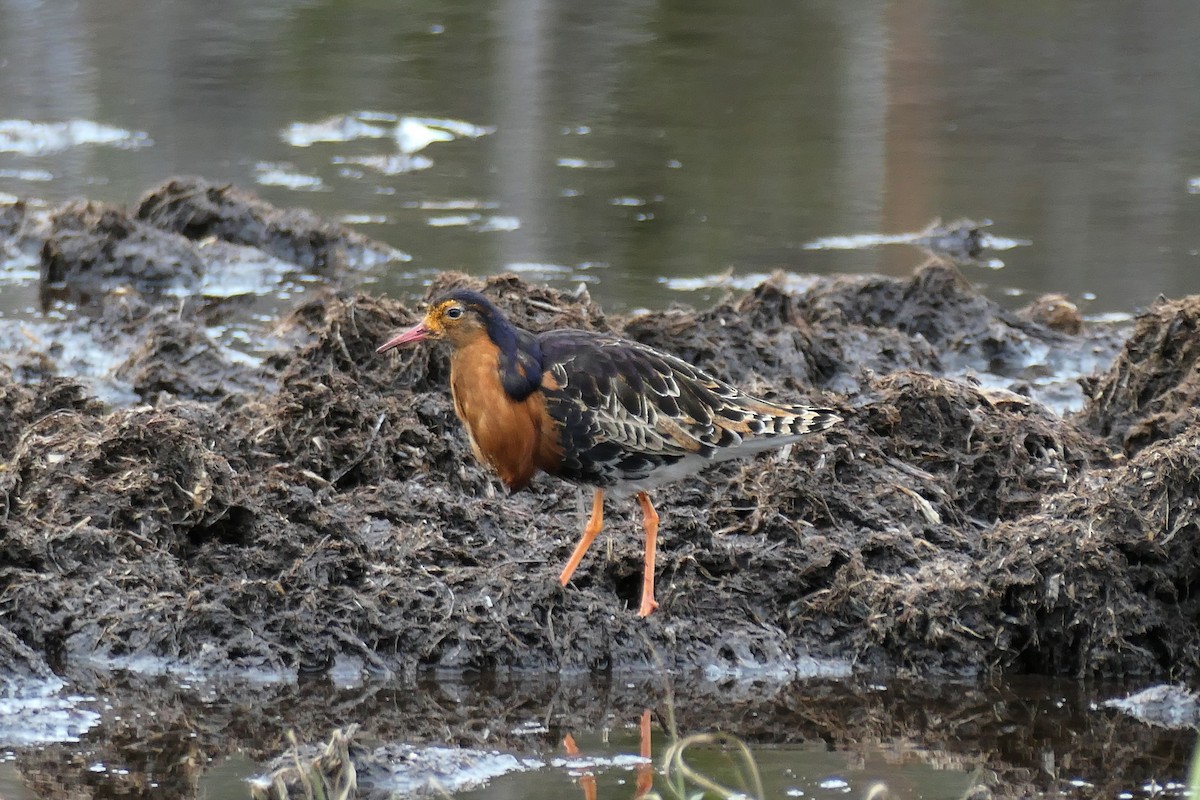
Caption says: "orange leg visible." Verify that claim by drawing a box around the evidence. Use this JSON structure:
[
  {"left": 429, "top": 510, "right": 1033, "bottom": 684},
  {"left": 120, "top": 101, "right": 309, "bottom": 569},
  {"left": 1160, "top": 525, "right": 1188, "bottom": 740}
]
[
  {"left": 635, "top": 708, "right": 654, "bottom": 797},
  {"left": 559, "top": 488, "right": 605, "bottom": 587},
  {"left": 562, "top": 733, "right": 597, "bottom": 800},
  {"left": 636, "top": 492, "right": 660, "bottom": 617}
]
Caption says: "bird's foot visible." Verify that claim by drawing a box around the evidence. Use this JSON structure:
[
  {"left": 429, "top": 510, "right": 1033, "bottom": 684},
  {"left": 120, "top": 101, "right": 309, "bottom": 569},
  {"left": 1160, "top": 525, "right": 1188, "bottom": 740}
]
[{"left": 637, "top": 595, "right": 659, "bottom": 618}]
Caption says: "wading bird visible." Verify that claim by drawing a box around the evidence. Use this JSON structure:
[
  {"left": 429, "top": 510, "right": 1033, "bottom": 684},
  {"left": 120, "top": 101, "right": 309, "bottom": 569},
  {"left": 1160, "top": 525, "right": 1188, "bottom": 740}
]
[{"left": 378, "top": 289, "right": 840, "bottom": 617}]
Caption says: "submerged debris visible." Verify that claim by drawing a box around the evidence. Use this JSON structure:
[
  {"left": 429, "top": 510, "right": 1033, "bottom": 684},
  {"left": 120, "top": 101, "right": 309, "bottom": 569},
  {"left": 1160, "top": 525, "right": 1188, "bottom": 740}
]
[
  {"left": 910, "top": 217, "right": 989, "bottom": 262},
  {"left": 1103, "top": 685, "right": 1200, "bottom": 729},
  {"left": 803, "top": 217, "right": 1029, "bottom": 269}
]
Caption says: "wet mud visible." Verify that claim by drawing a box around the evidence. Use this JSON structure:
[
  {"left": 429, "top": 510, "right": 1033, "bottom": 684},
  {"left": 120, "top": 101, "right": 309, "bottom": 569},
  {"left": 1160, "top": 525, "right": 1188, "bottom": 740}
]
[{"left": 1, "top": 179, "right": 1198, "bottom": 797}]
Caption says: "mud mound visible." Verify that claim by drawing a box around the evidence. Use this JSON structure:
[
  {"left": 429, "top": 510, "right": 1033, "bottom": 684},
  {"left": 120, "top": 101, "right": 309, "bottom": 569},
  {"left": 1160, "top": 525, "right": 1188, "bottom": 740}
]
[
  {"left": 801, "top": 425, "right": 1200, "bottom": 678},
  {"left": 114, "top": 312, "right": 270, "bottom": 403},
  {"left": 652, "top": 369, "right": 1112, "bottom": 674},
  {"left": 252, "top": 291, "right": 461, "bottom": 495},
  {"left": 10, "top": 178, "right": 1200, "bottom": 797},
  {"left": 41, "top": 199, "right": 204, "bottom": 295},
  {"left": 1081, "top": 295, "right": 1200, "bottom": 453},
  {"left": 623, "top": 265, "right": 1100, "bottom": 404},
  {"left": 793, "top": 264, "right": 1124, "bottom": 410},
  {"left": 982, "top": 431, "right": 1200, "bottom": 675},
  {"left": 0, "top": 400, "right": 254, "bottom": 664},
  {"left": 137, "top": 176, "right": 394, "bottom": 271},
  {"left": 0, "top": 626, "right": 52, "bottom": 687},
  {"left": 3, "top": 179, "right": 407, "bottom": 406},
  {"left": 1018, "top": 292, "right": 1083, "bottom": 335},
  {"left": 0, "top": 199, "right": 44, "bottom": 261},
  {"left": 800, "top": 263, "right": 1056, "bottom": 370},
  {"left": 623, "top": 278, "right": 839, "bottom": 391},
  {"left": 9, "top": 179, "right": 1200, "bottom": 687},
  {"left": 278, "top": 290, "right": 437, "bottom": 394},
  {"left": 859, "top": 370, "right": 1110, "bottom": 522},
  {"left": 1, "top": 403, "right": 240, "bottom": 557}
]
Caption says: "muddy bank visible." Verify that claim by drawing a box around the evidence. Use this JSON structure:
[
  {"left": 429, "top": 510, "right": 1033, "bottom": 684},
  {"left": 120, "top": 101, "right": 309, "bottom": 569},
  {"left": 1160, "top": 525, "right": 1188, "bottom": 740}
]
[{"left": 1, "top": 179, "right": 1198, "bottom": 692}]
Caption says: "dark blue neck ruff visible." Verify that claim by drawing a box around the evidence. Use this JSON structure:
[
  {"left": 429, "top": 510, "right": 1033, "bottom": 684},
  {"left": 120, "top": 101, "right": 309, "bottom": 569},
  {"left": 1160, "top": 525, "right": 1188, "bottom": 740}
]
[{"left": 441, "top": 290, "right": 544, "bottom": 401}]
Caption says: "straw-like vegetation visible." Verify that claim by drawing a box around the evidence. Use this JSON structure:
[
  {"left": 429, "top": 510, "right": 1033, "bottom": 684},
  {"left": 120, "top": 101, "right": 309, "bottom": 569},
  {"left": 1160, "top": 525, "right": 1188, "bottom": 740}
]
[{"left": 249, "top": 726, "right": 358, "bottom": 800}]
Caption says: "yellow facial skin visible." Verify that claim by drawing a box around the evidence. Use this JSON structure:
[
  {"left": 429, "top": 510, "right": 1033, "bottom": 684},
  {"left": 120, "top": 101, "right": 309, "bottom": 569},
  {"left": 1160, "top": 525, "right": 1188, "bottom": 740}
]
[
  {"left": 376, "top": 298, "right": 488, "bottom": 353},
  {"left": 419, "top": 299, "right": 490, "bottom": 348}
]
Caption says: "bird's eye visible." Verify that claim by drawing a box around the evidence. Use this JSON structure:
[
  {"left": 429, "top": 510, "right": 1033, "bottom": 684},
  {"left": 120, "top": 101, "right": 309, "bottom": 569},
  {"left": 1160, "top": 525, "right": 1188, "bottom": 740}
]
[{"left": 446, "top": 306, "right": 463, "bottom": 319}]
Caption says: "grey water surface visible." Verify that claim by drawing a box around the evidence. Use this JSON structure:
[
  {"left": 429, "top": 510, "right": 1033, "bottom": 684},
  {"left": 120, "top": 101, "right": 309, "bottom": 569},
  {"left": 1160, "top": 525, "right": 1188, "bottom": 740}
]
[{"left": 1, "top": 1, "right": 1198, "bottom": 317}]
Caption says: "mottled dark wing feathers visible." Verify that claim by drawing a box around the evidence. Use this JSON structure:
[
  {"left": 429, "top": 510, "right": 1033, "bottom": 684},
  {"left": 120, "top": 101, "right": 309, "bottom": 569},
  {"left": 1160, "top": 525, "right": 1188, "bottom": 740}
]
[{"left": 535, "top": 329, "right": 839, "bottom": 486}]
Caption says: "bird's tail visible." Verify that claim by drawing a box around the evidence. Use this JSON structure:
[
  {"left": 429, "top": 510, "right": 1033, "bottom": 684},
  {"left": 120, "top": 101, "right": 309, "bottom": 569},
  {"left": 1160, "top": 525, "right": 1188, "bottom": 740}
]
[
  {"left": 743, "top": 401, "right": 842, "bottom": 437},
  {"left": 707, "top": 398, "right": 841, "bottom": 458}
]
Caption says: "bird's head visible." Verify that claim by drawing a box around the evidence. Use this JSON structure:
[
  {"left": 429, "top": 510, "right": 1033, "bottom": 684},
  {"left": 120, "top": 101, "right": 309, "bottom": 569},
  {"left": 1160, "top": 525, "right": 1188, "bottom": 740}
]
[{"left": 377, "top": 289, "right": 500, "bottom": 353}]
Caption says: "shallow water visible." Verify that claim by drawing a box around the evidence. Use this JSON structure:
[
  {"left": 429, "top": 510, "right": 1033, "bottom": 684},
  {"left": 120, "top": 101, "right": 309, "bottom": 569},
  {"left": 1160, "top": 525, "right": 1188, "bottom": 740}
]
[
  {"left": 1, "top": 670, "right": 1194, "bottom": 799},
  {"left": 1, "top": 0, "right": 1199, "bottom": 316}
]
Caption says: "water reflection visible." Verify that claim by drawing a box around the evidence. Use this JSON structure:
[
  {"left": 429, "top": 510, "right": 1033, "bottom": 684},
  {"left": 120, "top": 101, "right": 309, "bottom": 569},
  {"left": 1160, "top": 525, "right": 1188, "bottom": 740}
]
[
  {"left": 0, "top": 670, "right": 1192, "bottom": 798},
  {"left": 1, "top": 0, "right": 1198, "bottom": 314}
]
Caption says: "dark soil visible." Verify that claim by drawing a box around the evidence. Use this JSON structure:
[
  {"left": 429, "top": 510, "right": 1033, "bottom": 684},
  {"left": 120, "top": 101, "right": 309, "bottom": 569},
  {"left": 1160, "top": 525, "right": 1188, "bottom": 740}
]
[{"left": 1, "top": 178, "right": 1198, "bottom": 797}]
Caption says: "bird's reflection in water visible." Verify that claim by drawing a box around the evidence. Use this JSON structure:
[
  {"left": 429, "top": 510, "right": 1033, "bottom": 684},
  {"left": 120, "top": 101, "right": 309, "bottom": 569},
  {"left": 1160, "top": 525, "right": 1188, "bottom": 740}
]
[{"left": 561, "top": 709, "right": 654, "bottom": 800}]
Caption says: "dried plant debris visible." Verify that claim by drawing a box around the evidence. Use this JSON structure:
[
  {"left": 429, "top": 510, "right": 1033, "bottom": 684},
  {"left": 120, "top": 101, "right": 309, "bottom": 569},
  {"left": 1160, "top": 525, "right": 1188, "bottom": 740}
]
[
  {"left": 1081, "top": 295, "right": 1200, "bottom": 453},
  {"left": 5, "top": 180, "right": 1200, "bottom": 692},
  {"left": 250, "top": 727, "right": 358, "bottom": 800}
]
